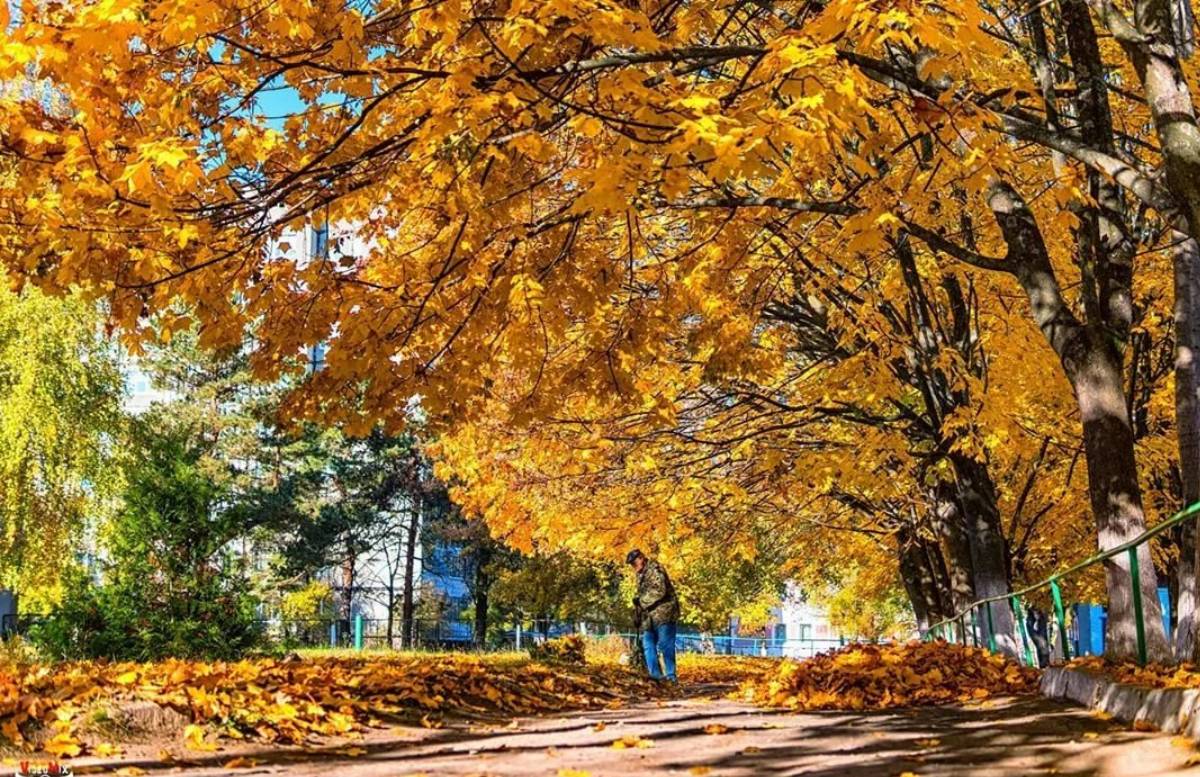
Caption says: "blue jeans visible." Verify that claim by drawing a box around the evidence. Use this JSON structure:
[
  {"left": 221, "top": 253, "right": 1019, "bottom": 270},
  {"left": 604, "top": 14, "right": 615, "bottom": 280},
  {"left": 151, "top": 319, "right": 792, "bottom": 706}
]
[{"left": 642, "top": 622, "right": 677, "bottom": 681}]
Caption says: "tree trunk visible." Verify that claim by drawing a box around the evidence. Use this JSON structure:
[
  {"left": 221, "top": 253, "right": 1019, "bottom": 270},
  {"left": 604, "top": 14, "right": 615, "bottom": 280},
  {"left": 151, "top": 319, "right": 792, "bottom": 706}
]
[
  {"left": 1175, "top": 235, "right": 1200, "bottom": 659},
  {"left": 401, "top": 504, "right": 420, "bottom": 648},
  {"left": 979, "top": 180, "right": 1169, "bottom": 661},
  {"left": 1075, "top": 342, "right": 1171, "bottom": 660},
  {"left": 930, "top": 482, "right": 976, "bottom": 614},
  {"left": 951, "top": 454, "right": 1021, "bottom": 657},
  {"left": 897, "top": 525, "right": 946, "bottom": 632},
  {"left": 472, "top": 547, "right": 492, "bottom": 647},
  {"left": 386, "top": 580, "right": 396, "bottom": 648},
  {"left": 341, "top": 543, "right": 355, "bottom": 621}
]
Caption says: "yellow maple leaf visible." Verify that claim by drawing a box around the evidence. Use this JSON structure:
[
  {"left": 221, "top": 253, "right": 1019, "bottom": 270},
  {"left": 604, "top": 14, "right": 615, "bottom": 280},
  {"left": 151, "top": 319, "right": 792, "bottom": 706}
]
[
  {"left": 183, "top": 724, "right": 218, "bottom": 752},
  {"left": 43, "top": 732, "right": 82, "bottom": 758}
]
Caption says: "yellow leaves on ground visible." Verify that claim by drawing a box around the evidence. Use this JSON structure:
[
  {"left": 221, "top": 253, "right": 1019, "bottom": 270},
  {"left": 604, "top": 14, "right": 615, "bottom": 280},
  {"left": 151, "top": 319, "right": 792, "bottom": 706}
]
[
  {"left": 113, "top": 671, "right": 138, "bottom": 686},
  {"left": 676, "top": 655, "right": 775, "bottom": 685},
  {"left": 1069, "top": 655, "right": 1200, "bottom": 690},
  {"left": 42, "top": 731, "right": 82, "bottom": 758},
  {"left": 0, "top": 653, "right": 673, "bottom": 756},
  {"left": 703, "top": 723, "right": 730, "bottom": 735},
  {"left": 610, "top": 734, "right": 653, "bottom": 749},
  {"left": 740, "top": 642, "right": 1039, "bottom": 711},
  {"left": 183, "top": 724, "right": 217, "bottom": 752},
  {"left": 222, "top": 756, "right": 262, "bottom": 769}
]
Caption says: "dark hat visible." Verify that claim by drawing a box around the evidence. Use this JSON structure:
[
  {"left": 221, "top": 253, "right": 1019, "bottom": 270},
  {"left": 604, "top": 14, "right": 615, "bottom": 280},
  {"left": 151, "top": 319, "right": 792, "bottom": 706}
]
[{"left": 625, "top": 549, "right": 644, "bottom": 565}]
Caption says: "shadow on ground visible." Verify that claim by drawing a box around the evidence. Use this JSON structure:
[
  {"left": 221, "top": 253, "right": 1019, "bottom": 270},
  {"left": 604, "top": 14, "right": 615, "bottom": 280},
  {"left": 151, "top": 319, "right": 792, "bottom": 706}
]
[{"left": 60, "top": 692, "right": 1200, "bottom": 776}]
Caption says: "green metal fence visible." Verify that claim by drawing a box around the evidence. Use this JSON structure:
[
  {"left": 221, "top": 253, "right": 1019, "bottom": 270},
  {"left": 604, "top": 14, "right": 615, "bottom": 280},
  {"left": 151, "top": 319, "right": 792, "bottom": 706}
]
[{"left": 920, "top": 501, "right": 1200, "bottom": 666}]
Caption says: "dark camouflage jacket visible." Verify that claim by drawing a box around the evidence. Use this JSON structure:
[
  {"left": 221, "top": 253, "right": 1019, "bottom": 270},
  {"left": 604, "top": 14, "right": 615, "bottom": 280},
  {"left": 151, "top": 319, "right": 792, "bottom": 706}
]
[{"left": 636, "top": 560, "right": 680, "bottom": 629}]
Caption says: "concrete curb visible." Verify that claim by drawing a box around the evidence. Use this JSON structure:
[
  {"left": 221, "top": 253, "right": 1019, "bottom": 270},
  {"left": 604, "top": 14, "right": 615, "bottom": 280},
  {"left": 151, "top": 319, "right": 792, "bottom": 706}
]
[{"left": 1042, "top": 667, "right": 1200, "bottom": 737}]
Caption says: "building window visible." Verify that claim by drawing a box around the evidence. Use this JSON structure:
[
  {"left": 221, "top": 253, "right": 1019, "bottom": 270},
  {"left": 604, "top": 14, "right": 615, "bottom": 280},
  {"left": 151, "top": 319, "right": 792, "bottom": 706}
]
[
  {"left": 312, "top": 223, "right": 329, "bottom": 259},
  {"left": 799, "top": 624, "right": 812, "bottom": 641},
  {"left": 308, "top": 342, "right": 326, "bottom": 373}
]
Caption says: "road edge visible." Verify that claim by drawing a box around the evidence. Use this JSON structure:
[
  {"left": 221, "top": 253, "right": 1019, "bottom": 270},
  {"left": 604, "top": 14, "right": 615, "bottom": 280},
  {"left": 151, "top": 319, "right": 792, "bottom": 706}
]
[{"left": 1042, "top": 666, "right": 1200, "bottom": 737}]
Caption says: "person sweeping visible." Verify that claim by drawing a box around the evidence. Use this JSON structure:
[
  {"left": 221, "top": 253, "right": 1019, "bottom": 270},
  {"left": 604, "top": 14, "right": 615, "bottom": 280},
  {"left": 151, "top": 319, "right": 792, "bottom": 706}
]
[{"left": 626, "top": 549, "right": 680, "bottom": 683}]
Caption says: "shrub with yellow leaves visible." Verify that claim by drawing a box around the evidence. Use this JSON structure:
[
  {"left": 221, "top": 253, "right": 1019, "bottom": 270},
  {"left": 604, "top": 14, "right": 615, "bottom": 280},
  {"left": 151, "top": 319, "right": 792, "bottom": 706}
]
[{"left": 739, "top": 642, "right": 1039, "bottom": 711}]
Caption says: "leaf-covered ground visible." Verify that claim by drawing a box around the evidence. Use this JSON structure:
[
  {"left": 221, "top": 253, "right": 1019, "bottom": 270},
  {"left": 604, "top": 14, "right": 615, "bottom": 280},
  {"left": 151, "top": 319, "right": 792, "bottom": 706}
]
[
  {"left": 0, "top": 651, "right": 772, "bottom": 761},
  {"left": 0, "top": 644, "right": 1038, "bottom": 766},
  {"left": 737, "top": 642, "right": 1040, "bottom": 711},
  {"left": 1068, "top": 655, "right": 1200, "bottom": 690}
]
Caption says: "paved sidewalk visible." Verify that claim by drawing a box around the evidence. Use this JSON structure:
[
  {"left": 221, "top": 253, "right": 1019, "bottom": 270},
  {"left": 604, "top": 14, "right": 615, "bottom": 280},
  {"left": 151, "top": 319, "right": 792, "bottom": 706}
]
[{"left": 67, "top": 694, "right": 1200, "bottom": 776}]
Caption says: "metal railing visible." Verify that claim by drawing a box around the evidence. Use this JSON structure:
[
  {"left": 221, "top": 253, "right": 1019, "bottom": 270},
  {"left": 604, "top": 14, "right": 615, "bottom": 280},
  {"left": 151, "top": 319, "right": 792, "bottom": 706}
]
[{"left": 921, "top": 501, "right": 1200, "bottom": 666}]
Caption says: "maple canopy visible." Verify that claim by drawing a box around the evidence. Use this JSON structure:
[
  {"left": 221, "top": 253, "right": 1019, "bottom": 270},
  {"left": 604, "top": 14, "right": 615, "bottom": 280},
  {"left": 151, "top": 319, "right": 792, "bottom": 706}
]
[{"left": 4, "top": 0, "right": 1200, "bottom": 654}]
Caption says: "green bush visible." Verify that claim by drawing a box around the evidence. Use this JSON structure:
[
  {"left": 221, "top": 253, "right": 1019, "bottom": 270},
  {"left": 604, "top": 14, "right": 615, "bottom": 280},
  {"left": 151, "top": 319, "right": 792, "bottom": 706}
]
[
  {"left": 29, "top": 416, "right": 263, "bottom": 661},
  {"left": 30, "top": 568, "right": 262, "bottom": 661}
]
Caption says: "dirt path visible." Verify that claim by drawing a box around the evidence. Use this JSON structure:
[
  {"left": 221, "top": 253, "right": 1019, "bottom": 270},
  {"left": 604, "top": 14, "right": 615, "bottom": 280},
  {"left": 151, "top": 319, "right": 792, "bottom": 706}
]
[{"left": 59, "top": 693, "right": 1200, "bottom": 776}]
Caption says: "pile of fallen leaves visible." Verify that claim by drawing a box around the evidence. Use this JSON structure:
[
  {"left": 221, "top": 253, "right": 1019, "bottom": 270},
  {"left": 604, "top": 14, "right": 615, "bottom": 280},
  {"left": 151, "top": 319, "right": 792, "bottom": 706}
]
[
  {"left": 738, "top": 641, "right": 1039, "bottom": 711},
  {"left": 1069, "top": 655, "right": 1200, "bottom": 689},
  {"left": 675, "top": 654, "right": 775, "bottom": 686},
  {"left": 528, "top": 635, "right": 586, "bottom": 665},
  {"left": 0, "top": 653, "right": 660, "bottom": 757}
]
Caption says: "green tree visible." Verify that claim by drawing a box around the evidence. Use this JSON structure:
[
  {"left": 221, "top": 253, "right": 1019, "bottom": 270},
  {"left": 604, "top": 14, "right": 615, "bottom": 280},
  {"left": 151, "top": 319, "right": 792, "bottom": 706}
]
[
  {"left": 0, "top": 287, "right": 124, "bottom": 608},
  {"left": 33, "top": 414, "right": 263, "bottom": 660},
  {"left": 492, "top": 552, "right": 626, "bottom": 636}
]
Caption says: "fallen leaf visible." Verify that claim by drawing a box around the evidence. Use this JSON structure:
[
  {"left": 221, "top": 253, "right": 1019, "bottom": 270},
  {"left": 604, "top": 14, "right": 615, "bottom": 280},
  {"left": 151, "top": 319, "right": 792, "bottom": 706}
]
[
  {"left": 689, "top": 768, "right": 712, "bottom": 776},
  {"left": 592, "top": 721, "right": 607, "bottom": 732},
  {"left": 223, "top": 757, "right": 262, "bottom": 769},
  {"left": 557, "top": 770, "right": 591, "bottom": 777},
  {"left": 115, "top": 769, "right": 147, "bottom": 776},
  {"left": 94, "top": 742, "right": 123, "bottom": 757},
  {"left": 43, "top": 732, "right": 82, "bottom": 758},
  {"left": 704, "top": 723, "right": 730, "bottom": 735},
  {"left": 184, "top": 723, "right": 218, "bottom": 752}
]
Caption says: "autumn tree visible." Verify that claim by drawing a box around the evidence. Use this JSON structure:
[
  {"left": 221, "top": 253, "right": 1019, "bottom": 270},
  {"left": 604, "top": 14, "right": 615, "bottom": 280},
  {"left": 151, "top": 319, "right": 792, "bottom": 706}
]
[{"left": 6, "top": 0, "right": 1200, "bottom": 658}]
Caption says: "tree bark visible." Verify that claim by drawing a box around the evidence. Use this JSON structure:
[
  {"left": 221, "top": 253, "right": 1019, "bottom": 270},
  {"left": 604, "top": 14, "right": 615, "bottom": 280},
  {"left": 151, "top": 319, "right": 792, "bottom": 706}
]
[
  {"left": 473, "top": 546, "right": 492, "bottom": 647},
  {"left": 897, "top": 525, "right": 948, "bottom": 632},
  {"left": 1074, "top": 338, "right": 1170, "bottom": 660},
  {"left": 1175, "top": 235, "right": 1200, "bottom": 658},
  {"left": 952, "top": 453, "right": 1020, "bottom": 657},
  {"left": 930, "top": 482, "right": 976, "bottom": 614},
  {"left": 401, "top": 502, "right": 420, "bottom": 648}
]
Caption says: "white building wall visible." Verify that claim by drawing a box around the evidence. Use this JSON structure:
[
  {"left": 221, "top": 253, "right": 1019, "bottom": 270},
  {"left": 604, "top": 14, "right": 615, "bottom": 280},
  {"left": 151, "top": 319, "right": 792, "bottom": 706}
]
[{"left": 777, "top": 582, "right": 840, "bottom": 658}]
